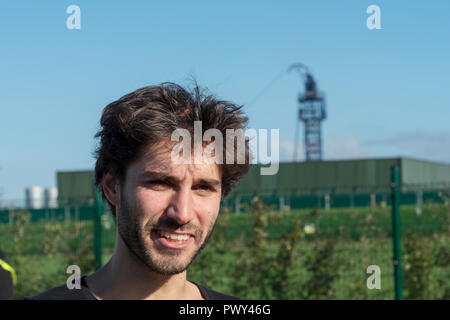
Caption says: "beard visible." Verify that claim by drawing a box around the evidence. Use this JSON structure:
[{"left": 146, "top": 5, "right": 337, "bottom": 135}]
[{"left": 116, "top": 190, "right": 217, "bottom": 275}]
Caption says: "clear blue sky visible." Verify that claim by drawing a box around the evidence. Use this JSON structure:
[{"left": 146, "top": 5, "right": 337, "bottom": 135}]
[{"left": 1, "top": 1, "right": 449, "bottom": 202}]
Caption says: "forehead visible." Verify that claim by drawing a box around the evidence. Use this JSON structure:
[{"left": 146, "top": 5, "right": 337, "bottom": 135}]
[{"left": 127, "top": 141, "right": 221, "bottom": 180}]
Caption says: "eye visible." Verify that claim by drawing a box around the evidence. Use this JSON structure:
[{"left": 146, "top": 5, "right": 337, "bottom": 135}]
[
  {"left": 146, "top": 180, "right": 171, "bottom": 189},
  {"left": 150, "top": 180, "right": 167, "bottom": 185},
  {"left": 195, "top": 184, "right": 214, "bottom": 192}
]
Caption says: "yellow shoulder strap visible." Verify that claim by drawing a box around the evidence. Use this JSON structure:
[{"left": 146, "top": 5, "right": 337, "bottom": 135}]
[{"left": 0, "top": 258, "right": 17, "bottom": 286}]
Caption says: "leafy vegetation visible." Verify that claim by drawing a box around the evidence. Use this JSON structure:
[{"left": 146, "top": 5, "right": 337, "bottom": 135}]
[{"left": 0, "top": 202, "right": 448, "bottom": 299}]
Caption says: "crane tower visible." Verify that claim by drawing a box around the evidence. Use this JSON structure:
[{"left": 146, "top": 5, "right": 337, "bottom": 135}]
[{"left": 289, "top": 63, "right": 327, "bottom": 161}]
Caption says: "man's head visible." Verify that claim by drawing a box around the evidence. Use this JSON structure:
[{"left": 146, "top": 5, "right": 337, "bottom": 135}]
[{"left": 94, "top": 82, "right": 251, "bottom": 275}]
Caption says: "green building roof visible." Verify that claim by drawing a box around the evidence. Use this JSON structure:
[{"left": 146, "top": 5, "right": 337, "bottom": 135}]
[{"left": 57, "top": 157, "right": 450, "bottom": 205}]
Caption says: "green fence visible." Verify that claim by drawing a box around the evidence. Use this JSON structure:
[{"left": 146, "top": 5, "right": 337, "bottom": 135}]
[
  {"left": 221, "top": 190, "right": 445, "bottom": 213},
  {"left": 0, "top": 206, "right": 95, "bottom": 224}
]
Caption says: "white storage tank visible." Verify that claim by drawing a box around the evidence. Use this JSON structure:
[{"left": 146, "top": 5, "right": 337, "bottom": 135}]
[
  {"left": 45, "top": 187, "right": 58, "bottom": 208},
  {"left": 25, "top": 186, "right": 44, "bottom": 209}
]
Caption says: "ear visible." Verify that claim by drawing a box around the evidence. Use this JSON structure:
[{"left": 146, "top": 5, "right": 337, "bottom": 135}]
[{"left": 102, "top": 171, "right": 120, "bottom": 207}]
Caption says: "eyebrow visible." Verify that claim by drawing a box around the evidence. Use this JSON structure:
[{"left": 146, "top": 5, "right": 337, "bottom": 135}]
[
  {"left": 140, "top": 171, "right": 221, "bottom": 187},
  {"left": 196, "top": 178, "right": 221, "bottom": 187},
  {"left": 141, "top": 171, "right": 179, "bottom": 183}
]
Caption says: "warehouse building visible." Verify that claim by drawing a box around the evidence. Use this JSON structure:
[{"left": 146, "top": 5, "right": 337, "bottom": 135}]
[
  {"left": 224, "top": 157, "right": 450, "bottom": 211},
  {"left": 55, "top": 157, "right": 450, "bottom": 212}
]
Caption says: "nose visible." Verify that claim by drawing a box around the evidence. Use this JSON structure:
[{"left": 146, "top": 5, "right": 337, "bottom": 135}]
[{"left": 166, "top": 186, "right": 195, "bottom": 226}]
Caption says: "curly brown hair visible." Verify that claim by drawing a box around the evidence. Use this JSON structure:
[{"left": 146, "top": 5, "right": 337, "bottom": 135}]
[{"left": 94, "top": 82, "right": 251, "bottom": 216}]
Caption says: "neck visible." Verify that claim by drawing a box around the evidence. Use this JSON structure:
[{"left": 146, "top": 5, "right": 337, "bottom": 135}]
[{"left": 85, "top": 232, "right": 199, "bottom": 300}]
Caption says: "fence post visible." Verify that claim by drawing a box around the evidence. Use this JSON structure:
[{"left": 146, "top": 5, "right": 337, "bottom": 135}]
[
  {"left": 416, "top": 190, "right": 423, "bottom": 215},
  {"left": 279, "top": 196, "right": 285, "bottom": 210},
  {"left": 64, "top": 206, "right": 70, "bottom": 221},
  {"left": 390, "top": 166, "right": 403, "bottom": 300},
  {"left": 370, "top": 193, "right": 376, "bottom": 208},
  {"left": 93, "top": 188, "right": 103, "bottom": 270},
  {"left": 234, "top": 196, "right": 240, "bottom": 214},
  {"left": 324, "top": 193, "right": 330, "bottom": 211}
]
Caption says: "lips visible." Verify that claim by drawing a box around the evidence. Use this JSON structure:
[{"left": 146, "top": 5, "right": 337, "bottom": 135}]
[
  {"left": 157, "top": 229, "right": 194, "bottom": 238},
  {"left": 157, "top": 229, "right": 190, "bottom": 241},
  {"left": 151, "top": 229, "right": 195, "bottom": 249}
]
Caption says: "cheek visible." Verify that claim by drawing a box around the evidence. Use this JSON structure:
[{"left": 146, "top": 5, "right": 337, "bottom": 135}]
[{"left": 196, "top": 197, "right": 221, "bottom": 225}]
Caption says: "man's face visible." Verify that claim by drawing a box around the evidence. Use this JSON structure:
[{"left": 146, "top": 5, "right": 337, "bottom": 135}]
[{"left": 116, "top": 143, "right": 222, "bottom": 275}]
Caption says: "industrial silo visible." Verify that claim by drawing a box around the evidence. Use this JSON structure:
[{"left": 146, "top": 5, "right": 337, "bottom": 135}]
[
  {"left": 25, "top": 186, "right": 44, "bottom": 209},
  {"left": 44, "top": 187, "right": 58, "bottom": 208}
]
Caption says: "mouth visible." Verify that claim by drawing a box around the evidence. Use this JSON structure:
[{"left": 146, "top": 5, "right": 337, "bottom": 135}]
[{"left": 151, "top": 229, "right": 195, "bottom": 249}]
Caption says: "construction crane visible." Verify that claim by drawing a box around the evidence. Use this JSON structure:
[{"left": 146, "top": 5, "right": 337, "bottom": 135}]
[{"left": 288, "top": 63, "right": 327, "bottom": 161}]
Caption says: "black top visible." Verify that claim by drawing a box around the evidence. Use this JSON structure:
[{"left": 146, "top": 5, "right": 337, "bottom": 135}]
[{"left": 25, "top": 276, "right": 239, "bottom": 300}]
